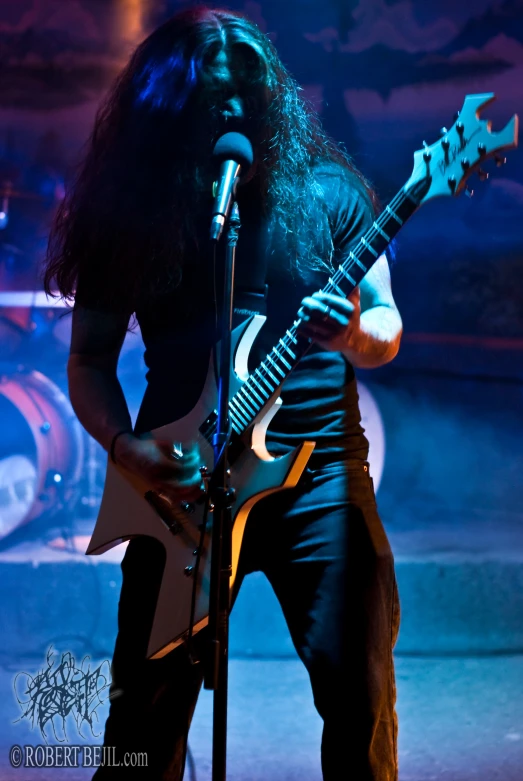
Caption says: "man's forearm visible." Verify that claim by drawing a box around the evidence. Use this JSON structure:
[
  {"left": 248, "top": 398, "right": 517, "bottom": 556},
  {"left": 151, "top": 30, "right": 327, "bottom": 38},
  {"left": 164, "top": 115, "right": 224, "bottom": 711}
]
[
  {"left": 68, "top": 359, "right": 133, "bottom": 452},
  {"left": 342, "top": 305, "right": 403, "bottom": 369}
]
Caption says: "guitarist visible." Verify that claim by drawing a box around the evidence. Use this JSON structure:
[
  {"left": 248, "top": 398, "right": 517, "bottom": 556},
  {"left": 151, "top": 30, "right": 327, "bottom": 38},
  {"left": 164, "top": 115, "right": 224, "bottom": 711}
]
[{"left": 44, "top": 7, "right": 403, "bottom": 781}]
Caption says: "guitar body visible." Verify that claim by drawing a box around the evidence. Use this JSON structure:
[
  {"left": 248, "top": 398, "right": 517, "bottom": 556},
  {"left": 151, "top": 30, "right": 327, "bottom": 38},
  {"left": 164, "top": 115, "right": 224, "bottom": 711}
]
[{"left": 86, "top": 315, "right": 315, "bottom": 660}]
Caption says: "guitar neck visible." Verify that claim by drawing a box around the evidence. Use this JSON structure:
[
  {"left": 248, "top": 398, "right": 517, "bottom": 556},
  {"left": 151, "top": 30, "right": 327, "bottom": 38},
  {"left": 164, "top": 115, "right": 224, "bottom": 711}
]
[{"left": 207, "top": 177, "right": 430, "bottom": 439}]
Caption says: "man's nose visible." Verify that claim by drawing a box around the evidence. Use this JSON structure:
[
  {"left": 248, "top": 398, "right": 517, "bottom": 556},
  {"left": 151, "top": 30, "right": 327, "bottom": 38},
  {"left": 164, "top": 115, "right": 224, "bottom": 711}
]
[{"left": 221, "top": 95, "right": 245, "bottom": 119}]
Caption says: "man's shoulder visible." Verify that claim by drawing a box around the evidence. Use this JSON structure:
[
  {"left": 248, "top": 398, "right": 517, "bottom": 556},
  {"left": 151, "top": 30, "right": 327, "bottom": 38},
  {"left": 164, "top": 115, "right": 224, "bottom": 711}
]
[
  {"left": 312, "top": 160, "right": 351, "bottom": 187},
  {"left": 312, "top": 160, "right": 372, "bottom": 221}
]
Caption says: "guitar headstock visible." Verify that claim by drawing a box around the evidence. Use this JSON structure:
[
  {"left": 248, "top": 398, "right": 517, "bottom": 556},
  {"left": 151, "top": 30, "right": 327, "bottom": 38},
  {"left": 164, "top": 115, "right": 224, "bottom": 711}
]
[{"left": 406, "top": 93, "right": 518, "bottom": 203}]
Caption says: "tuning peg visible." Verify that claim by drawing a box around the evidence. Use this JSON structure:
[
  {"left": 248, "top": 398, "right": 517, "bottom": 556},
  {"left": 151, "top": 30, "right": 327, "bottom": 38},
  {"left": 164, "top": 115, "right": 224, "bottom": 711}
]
[
  {"left": 453, "top": 110, "right": 460, "bottom": 122},
  {"left": 441, "top": 136, "right": 450, "bottom": 162},
  {"left": 495, "top": 155, "right": 507, "bottom": 167},
  {"left": 456, "top": 121, "right": 464, "bottom": 135},
  {"left": 477, "top": 142, "right": 487, "bottom": 157},
  {"left": 477, "top": 168, "right": 489, "bottom": 182},
  {"left": 465, "top": 187, "right": 474, "bottom": 198},
  {"left": 439, "top": 126, "right": 449, "bottom": 137}
]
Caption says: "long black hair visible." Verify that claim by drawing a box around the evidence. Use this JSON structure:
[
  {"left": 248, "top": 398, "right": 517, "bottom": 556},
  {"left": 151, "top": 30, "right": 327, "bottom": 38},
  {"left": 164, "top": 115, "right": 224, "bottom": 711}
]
[{"left": 44, "top": 6, "right": 378, "bottom": 310}]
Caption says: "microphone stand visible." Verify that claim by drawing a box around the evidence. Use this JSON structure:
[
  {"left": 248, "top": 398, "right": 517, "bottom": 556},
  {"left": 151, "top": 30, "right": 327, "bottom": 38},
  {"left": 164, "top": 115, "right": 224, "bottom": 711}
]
[{"left": 204, "top": 199, "right": 241, "bottom": 781}]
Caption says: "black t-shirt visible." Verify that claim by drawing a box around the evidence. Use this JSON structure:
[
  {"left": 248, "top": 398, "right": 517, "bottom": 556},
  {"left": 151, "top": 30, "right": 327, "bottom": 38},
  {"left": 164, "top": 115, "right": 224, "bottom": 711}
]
[{"left": 75, "top": 163, "right": 373, "bottom": 460}]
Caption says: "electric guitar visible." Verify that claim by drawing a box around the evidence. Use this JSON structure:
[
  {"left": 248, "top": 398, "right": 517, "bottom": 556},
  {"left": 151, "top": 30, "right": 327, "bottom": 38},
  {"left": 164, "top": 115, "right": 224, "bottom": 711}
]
[{"left": 87, "top": 93, "right": 518, "bottom": 659}]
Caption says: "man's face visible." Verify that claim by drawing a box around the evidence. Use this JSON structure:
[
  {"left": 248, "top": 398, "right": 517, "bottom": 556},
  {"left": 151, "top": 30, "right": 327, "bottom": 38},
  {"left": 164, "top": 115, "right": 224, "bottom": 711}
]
[{"left": 197, "top": 47, "right": 270, "bottom": 144}]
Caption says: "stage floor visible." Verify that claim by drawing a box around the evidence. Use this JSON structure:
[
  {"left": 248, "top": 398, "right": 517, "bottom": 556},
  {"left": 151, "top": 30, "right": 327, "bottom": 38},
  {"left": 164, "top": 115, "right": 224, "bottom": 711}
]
[{"left": 0, "top": 655, "right": 521, "bottom": 780}]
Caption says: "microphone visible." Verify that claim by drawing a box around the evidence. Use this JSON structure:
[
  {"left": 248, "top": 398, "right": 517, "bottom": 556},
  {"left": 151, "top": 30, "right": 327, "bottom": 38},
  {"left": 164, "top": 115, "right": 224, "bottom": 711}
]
[{"left": 210, "top": 132, "right": 254, "bottom": 242}]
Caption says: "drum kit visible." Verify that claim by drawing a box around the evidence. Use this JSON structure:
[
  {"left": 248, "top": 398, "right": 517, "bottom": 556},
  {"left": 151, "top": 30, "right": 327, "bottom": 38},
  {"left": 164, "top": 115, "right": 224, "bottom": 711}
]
[{"left": 0, "top": 288, "right": 143, "bottom": 547}]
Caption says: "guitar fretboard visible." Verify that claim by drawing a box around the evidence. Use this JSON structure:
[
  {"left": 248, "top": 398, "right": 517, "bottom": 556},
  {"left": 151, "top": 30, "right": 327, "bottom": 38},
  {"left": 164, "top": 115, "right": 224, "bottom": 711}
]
[{"left": 200, "top": 177, "right": 430, "bottom": 444}]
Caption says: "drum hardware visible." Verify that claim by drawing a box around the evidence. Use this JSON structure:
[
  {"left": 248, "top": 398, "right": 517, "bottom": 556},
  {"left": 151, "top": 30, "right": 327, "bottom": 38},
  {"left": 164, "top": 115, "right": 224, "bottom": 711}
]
[
  {"left": 0, "top": 181, "right": 47, "bottom": 201},
  {"left": 0, "top": 291, "right": 71, "bottom": 367},
  {"left": 0, "top": 180, "right": 46, "bottom": 230},
  {"left": 77, "top": 432, "right": 106, "bottom": 516}
]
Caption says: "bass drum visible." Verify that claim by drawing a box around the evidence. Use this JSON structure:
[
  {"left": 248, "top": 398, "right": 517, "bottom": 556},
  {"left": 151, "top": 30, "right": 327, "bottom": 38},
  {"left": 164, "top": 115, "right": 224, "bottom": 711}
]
[{"left": 0, "top": 369, "right": 84, "bottom": 540}]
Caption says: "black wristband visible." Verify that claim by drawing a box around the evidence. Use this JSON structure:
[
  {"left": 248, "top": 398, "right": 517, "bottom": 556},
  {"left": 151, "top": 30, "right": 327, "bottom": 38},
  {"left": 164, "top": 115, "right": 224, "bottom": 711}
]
[{"left": 110, "top": 430, "right": 133, "bottom": 465}]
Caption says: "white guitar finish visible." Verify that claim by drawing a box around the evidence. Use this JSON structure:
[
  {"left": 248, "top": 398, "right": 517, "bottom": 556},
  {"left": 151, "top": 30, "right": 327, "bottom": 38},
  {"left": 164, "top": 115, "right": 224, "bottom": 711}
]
[
  {"left": 87, "top": 315, "right": 315, "bottom": 660},
  {"left": 232, "top": 313, "right": 283, "bottom": 461}
]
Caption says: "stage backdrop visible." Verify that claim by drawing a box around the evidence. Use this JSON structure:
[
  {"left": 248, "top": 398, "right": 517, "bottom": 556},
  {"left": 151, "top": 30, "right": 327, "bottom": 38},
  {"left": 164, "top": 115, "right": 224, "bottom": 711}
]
[{"left": 0, "top": 0, "right": 521, "bottom": 540}]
